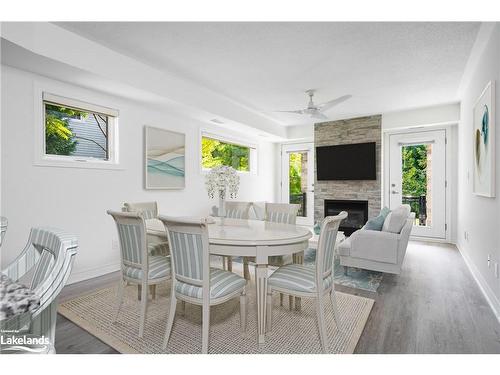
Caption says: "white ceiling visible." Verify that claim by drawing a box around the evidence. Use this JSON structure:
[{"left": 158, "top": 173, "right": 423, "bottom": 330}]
[{"left": 56, "top": 22, "right": 479, "bottom": 127}]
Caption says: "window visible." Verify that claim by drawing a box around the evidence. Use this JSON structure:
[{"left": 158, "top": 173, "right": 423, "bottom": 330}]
[
  {"left": 38, "top": 92, "right": 119, "bottom": 168},
  {"left": 201, "top": 134, "right": 256, "bottom": 173}
]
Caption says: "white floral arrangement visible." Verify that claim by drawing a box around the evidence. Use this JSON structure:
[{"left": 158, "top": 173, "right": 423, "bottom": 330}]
[{"left": 205, "top": 165, "right": 240, "bottom": 199}]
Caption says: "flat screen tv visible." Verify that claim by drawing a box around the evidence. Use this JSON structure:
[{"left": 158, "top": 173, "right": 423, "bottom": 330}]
[{"left": 316, "top": 142, "right": 376, "bottom": 180}]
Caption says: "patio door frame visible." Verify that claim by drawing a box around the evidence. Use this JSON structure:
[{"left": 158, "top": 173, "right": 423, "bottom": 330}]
[
  {"left": 280, "top": 143, "right": 315, "bottom": 226},
  {"left": 383, "top": 125, "right": 454, "bottom": 242}
]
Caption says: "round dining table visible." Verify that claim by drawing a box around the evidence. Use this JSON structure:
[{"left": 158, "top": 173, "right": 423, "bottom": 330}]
[{"left": 146, "top": 217, "right": 312, "bottom": 344}]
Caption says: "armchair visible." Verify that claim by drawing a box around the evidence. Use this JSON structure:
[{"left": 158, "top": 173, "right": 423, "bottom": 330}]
[
  {"left": 338, "top": 207, "right": 414, "bottom": 274},
  {"left": 1, "top": 227, "right": 78, "bottom": 353}
]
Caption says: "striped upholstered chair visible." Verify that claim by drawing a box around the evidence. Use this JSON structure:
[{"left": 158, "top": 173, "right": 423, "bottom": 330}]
[
  {"left": 0, "top": 216, "right": 7, "bottom": 247},
  {"left": 221, "top": 201, "right": 252, "bottom": 272},
  {"left": 159, "top": 216, "right": 247, "bottom": 354},
  {"left": 266, "top": 211, "right": 348, "bottom": 353},
  {"left": 123, "top": 201, "right": 168, "bottom": 299},
  {"left": 107, "top": 210, "right": 171, "bottom": 337},
  {"left": 1, "top": 227, "right": 78, "bottom": 353},
  {"left": 242, "top": 203, "right": 300, "bottom": 283}
]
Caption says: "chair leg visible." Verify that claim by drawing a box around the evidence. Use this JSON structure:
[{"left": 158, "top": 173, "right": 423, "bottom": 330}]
[
  {"left": 114, "top": 279, "right": 126, "bottom": 322},
  {"left": 137, "top": 284, "right": 141, "bottom": 300},
  {"left": 279, "top": 293, "right": 284, "bottom": 306},
  {"left": 180, "top": 300, "right": 186, "bottom": 316},
  {"left": 243, "top": 257, "right": 250, "bottom": 280},
  {"left": 266, "top": 289, "right": 273, "bottom": 332},
  {"left": 163, "top": 291, "right": 177, "bottom": 349},
  {"left": 330, "top": 289, "right": 340, "bottom": 328},
  {"left": 150, "top": 285, "right": 156, "bottom": 300},
  {"left": 222, "top": 256, "right": 227, "bottom": 270},
  {"left": 240, "top": 289, "right": 247, "bottom": 332},
  {"left": 227, "top": 257, "right": 233, "bottom": 272},
  {"left": 202, "top": 302, "right": 210, "bottom": 354},
  {"left": 289, "top": 295, "right": 294, "bottom": 310},
  {"left": 139, "top": 282, "right": 148, "bottom": 338},
  {"left": 315, "top": 295, "right": 328, "bottom": 353}
]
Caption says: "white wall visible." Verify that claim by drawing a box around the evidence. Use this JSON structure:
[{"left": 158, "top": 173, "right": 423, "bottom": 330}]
[
  {"left": 0, "top": 65, "right": 278, "bottom": 284},
  {"left": 456, "top": 23, "right": 500, "bottom": 320}
]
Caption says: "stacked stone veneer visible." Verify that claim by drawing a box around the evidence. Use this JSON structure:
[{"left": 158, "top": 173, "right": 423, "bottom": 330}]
[{"left": 314, "top": 115, "right": 382, "bottom": 222}]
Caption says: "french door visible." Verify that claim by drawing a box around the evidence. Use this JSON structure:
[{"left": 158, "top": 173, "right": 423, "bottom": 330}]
[
  {"left": 281, "top": 143, "right": 314, "bottom": 226},
  {"left": 389, "top": 130, "right": 447, "bottom": 239}
]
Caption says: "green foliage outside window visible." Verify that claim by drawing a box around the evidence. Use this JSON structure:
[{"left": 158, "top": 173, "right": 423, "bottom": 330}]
[
  {"left": 202, "top": 137, "right": 250, "bottom": 171},
  {"left": 402, "top": 144, "right": 428, "bottom": 197},
  {"left": 45, "top": 103, "right": 87, "bottom": 155},
  {"left": 289, "top": 153, "right": 303, "bottom": 195}
]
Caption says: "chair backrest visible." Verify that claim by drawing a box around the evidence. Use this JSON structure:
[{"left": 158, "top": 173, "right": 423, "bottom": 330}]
[
  {"left": 316, "top": 211, "right": 348, "bottom": 282},
  {"left": 265, "top": 203, "right": 300, "bottom": 224},
  {"left": 0, "top": 216, "right": 7, "bottom": 246},
  {"left": 225, "top": 201, "right": 252, "bottom": 219},
  {"left": 122, "top": 201, "right": 158, "bottom": 220},
  {"left": 158, "top": 216, "right": 210, "bottom": 294},
  {"left": 107, "top": 210, "right": 147, "bottom": 272}
]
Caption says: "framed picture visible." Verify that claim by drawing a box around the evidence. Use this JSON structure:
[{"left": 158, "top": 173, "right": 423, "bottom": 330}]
[
  {"left": 144, "top": 126, "right": 185, "bottom": 189},
  {"left": 473, "top": 81, "right": 495, "bottom": 197}
]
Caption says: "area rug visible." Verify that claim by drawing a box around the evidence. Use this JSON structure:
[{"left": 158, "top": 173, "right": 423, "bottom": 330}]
[
  {"left": 59, "top": 281, "right": 374, "bottom": 354},
  {"left": 304, "top": 249, "right": 383, "bottom": 292}
]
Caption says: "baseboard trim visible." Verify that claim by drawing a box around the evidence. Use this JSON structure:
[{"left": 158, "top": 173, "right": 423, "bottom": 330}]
[
  {"left": 456, "top": 243, "right": 500, "bottom": 323},
  {"left": 68, "top": 262, "right": 121, "bottom": 285}
]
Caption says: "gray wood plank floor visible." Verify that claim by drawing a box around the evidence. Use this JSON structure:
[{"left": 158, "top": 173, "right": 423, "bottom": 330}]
[{"left": 54, "top": 241, "right": 500, "bottom": 354}]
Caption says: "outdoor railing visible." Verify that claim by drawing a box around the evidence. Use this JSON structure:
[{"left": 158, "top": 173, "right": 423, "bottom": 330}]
[
  {"left": 402, "top": 195, "right": 427, "bottom": 225},
  {"left": 290, "top": 192, "right": 307, "bottom": 217}
]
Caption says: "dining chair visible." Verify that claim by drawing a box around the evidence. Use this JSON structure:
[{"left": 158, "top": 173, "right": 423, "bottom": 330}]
[
  {"left": 0, "top": 216, "right": 8, "bottom": 247},
  {"left": 159, "top": 216, "right": 247, "bottom": 354},
  {"left": 266, "top": 211, "right": 348, "bottom": 353},
  {"left": 221, "top": 201, "right": 252, "bottom": 272},
  {"left": 107, "top": 210, "right": 172, "bottom": 337},
  {"left": 122, "top": 201, "right": 168, "bottom": 299},
  {"left": 1, "top": 227, "right": 78, "bottom": 353},
  {"left": 242, "top": 203, "right": 300, "bottom": 296}
]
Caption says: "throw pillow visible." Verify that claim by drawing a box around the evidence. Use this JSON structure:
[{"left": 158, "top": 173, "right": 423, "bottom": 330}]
[
  {"left": 383, "top": 205, "right": 410, "bottom": 233},
  {"left": 365, "top": 206, "right": 391, "bottom": 231}
]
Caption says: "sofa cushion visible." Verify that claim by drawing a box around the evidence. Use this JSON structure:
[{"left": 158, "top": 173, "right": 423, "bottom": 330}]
[
  {"left": 365, "top": 207, "right": 391, "bottom": 231},
  {"left": 382, "top": 205, "right": 410, "bottom": 233}
]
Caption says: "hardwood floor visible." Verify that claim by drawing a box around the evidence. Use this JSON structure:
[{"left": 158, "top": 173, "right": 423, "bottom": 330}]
[{"left": 54, "top": 241, "right": 500, "bottom": 354}]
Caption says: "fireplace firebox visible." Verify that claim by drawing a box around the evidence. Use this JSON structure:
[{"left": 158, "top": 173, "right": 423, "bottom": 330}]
[{"left": 324, "top": 199, "right": 369, "bottom": 236}]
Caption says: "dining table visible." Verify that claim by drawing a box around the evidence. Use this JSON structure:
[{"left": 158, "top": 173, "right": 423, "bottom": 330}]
[{"left": 146, "top": 216, "right": 312, "bottom": 344}]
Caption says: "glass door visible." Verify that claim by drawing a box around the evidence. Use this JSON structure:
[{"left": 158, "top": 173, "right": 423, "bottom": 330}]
[
  {"left": 389, "top": 130, "right": 446, "bottom": 239},
  {"left": 281, "top": 143, "right": 314, "bottom": 226}
]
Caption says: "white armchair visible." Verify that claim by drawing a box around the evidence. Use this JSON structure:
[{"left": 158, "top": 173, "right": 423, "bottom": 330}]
[{"left": 338, "top": 206, "right": 414, "bottom": 275}]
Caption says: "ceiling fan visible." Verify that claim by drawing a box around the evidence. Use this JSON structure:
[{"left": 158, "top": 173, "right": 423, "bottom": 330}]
[{"left": 276, "top": 90, "right": 352, "bottom": 120}]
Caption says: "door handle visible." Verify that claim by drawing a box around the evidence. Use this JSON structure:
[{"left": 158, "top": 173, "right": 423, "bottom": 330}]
[{"left": 391, "top": 190, "right": 400, "bottom": 194}]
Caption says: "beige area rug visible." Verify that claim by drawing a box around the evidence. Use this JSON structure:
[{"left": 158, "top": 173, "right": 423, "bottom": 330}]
[{"left": 59, "top": 276, "right": 374, "bottom": 354}]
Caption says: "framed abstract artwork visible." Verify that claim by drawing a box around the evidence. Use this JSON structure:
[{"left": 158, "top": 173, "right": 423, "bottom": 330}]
[
  {"left": 473, "top": 81, "right": 495, "bottom": 197},
  {"left": 144, "top": 126, "right": 185, "bottom": 189}
]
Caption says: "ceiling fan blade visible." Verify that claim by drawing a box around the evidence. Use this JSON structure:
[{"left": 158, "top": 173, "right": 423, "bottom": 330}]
[
  {"left": 311, "top": 112, "right": 328, "bottom": 120},
  {"left": 318, "top": 95, "right": 352, "bottom": 112},
  {"left": 274, "top": 110, "right": 305, "bottom": 115}
]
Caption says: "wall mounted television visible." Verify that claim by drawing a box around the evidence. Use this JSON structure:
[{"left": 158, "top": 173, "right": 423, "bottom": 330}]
[{"left": 316, "top": 142, "right": 376, "bottom": 180}]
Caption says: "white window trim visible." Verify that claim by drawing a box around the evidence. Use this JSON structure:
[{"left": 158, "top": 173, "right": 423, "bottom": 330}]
[
  {"left": 34, "top": 83, "right": 122, "bottom": 170},
  {"left": 199, "top": 130, "right": 258, "bottom": 175}
]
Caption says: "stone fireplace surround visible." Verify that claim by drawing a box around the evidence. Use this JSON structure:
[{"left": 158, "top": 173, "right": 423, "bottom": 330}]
[{"left": 314, "top": 115, "right": 382, "bottom": 226}]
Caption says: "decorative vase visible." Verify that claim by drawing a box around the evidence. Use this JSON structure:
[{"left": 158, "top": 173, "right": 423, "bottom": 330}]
[{"left": 218, "top": 196, "right": 226, "bottom": 217}]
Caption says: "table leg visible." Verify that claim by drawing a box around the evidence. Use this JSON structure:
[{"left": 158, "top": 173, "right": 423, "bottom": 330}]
[
  {"left": 255, "top": 263, "right": 268, "bottom": 345},
  {"left": 293, "top": 251, "right": 304, "bottom": 311}
]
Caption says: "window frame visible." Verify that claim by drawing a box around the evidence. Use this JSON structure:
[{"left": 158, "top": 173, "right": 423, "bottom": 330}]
[
  {"left": 34, "top": 84, "right": 121, "bottom": 170},
  {"left": 199, "top": 131, "right": 258, "bottom": 175}
]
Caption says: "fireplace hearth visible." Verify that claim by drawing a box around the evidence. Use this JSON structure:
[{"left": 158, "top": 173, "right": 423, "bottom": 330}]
[{"left": 324, "top": 199, "right": 368, "bottom": 236}]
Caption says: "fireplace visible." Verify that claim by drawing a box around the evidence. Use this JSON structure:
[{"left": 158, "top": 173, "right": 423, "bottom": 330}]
[{"left": 324, "top": 199, "right": 368, "bottom": 236}]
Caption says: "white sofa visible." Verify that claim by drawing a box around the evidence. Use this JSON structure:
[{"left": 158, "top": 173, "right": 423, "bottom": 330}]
[{"left": 338, "top": 205, "right": 415, "bottom": 275}]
